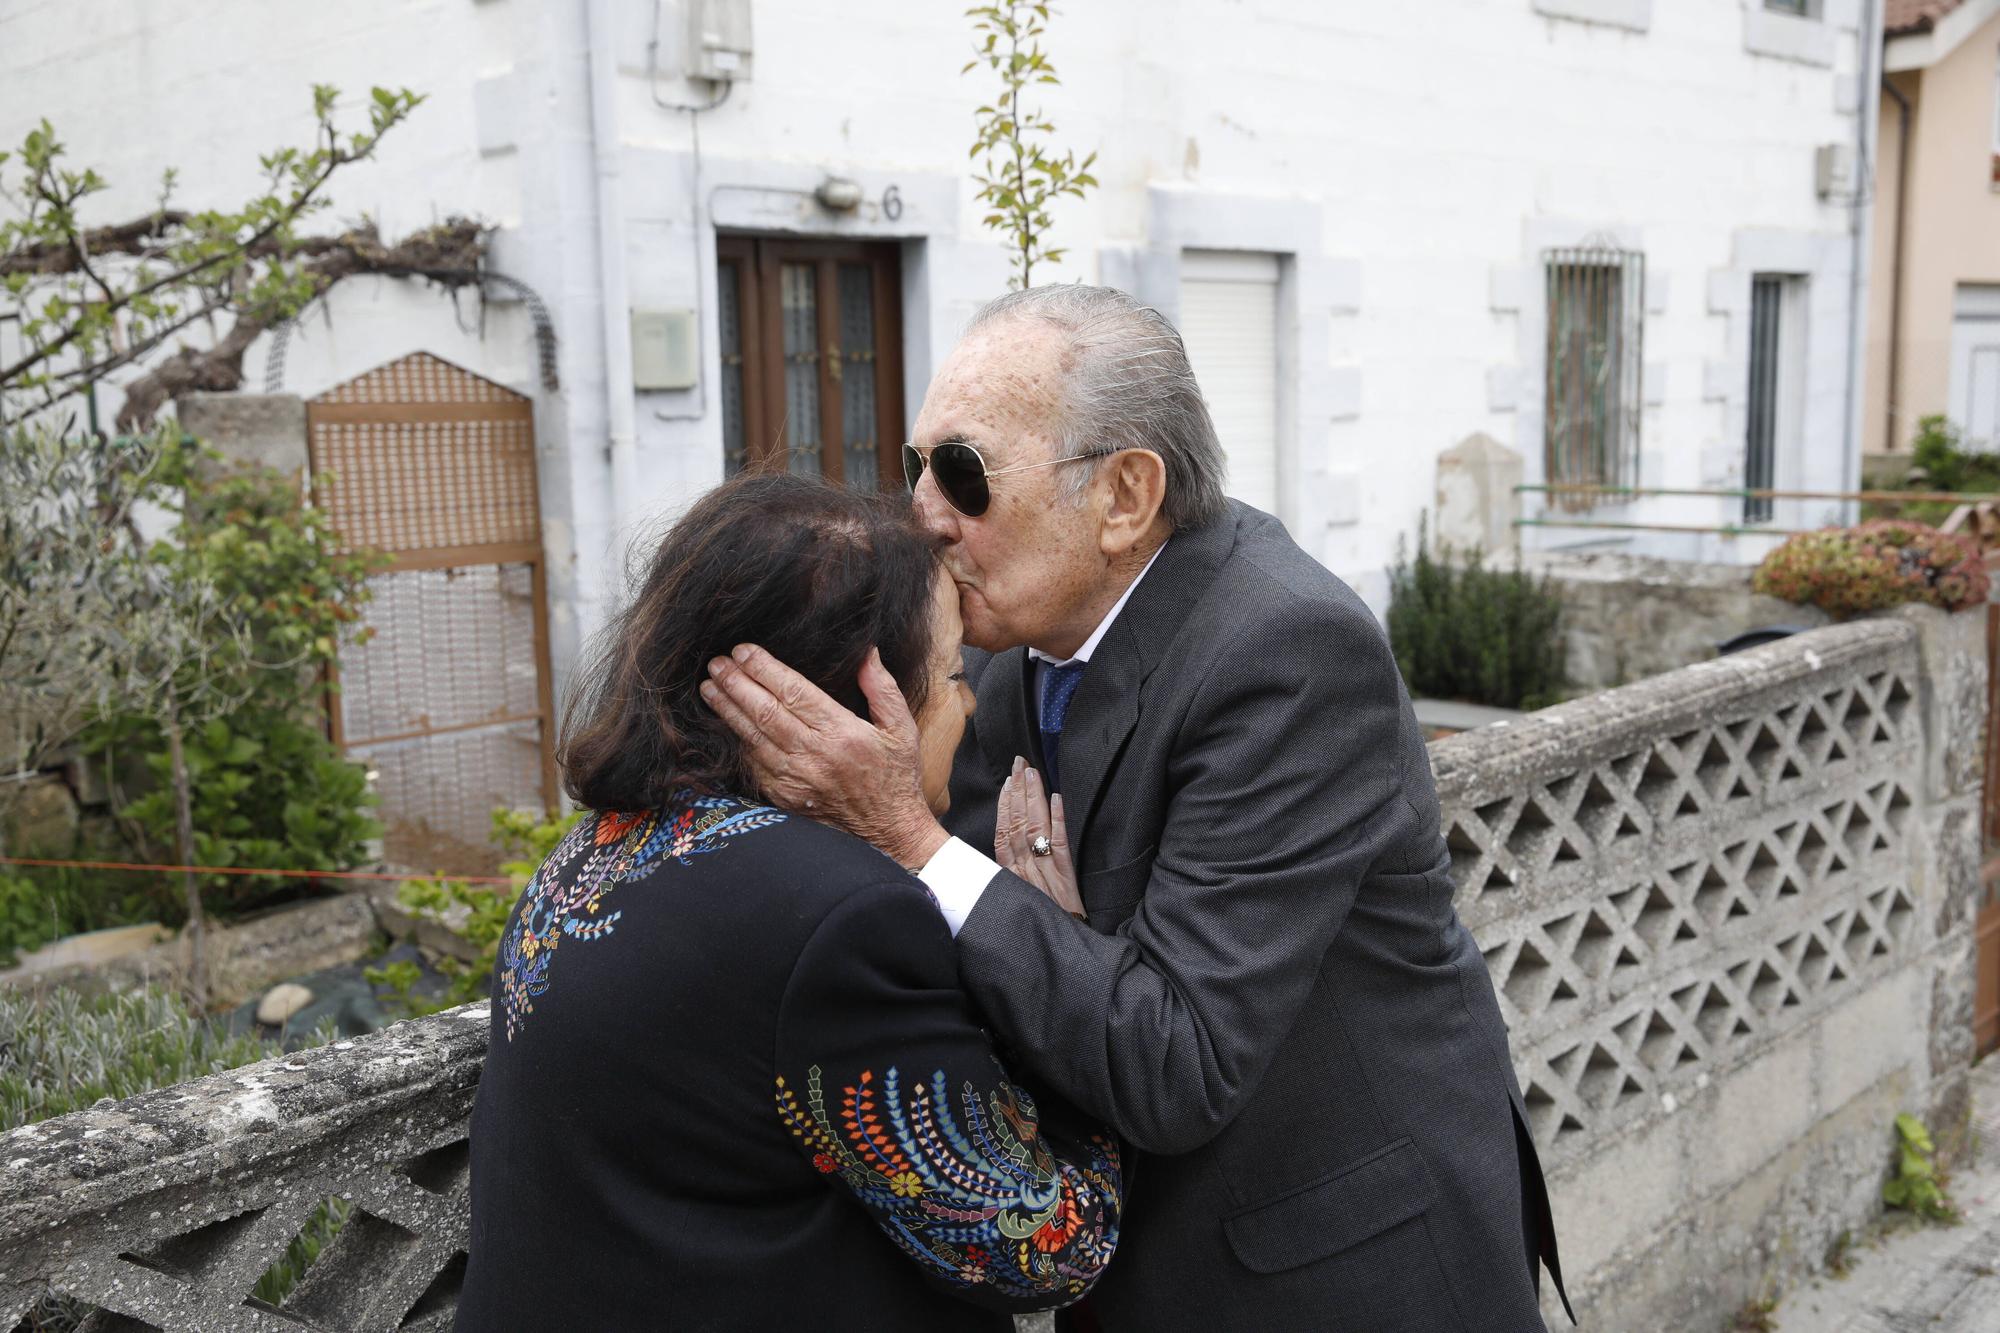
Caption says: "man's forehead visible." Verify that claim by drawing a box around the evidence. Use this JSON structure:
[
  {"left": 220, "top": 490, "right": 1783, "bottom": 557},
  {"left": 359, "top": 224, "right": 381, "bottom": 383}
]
[{"left": 915, "top": 322, "right": 1066, "bottom": 449}]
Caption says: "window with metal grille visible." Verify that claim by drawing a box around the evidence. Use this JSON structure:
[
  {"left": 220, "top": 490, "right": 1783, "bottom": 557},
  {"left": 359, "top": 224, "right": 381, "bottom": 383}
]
[
  {"left": 1543, "top": 243, "right": 1645, "bottom": 510},
  {"left": 1744, "top": 277, "right": 1785, "bottom": 524},
  {"left": 1763, "top": 0, "right": 1815, "bottom": 16}
]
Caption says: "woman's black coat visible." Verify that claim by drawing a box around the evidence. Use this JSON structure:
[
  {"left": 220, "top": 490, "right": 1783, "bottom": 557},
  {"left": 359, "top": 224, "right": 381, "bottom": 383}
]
[{"left": 456, "top": 793, "right": 1121, "bottom": 1331}]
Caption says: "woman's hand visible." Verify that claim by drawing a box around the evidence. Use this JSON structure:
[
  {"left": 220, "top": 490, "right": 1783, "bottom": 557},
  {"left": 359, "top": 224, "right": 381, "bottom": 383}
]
[{"left": 994, "top": 756, "right": 1084, "bottom": 919}]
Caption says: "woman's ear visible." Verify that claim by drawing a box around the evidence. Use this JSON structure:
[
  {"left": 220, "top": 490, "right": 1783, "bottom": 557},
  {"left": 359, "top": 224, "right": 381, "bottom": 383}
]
[{"left": 1099, "top": 449, "right": 1168, "bottom": 558}]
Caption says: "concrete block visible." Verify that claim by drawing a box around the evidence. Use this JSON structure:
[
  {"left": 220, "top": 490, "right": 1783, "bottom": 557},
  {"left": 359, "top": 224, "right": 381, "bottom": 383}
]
[
  {"left": 1692, "top": 1028, "right": 1817, "bottom": 1196},
  {"left": 1546, "top": 1107, "right": 1686, "bottom": 1279},
  {"left": 1435, "top": 433, "right": 1522, "bottom": 555},
  {"left": 1645, "top": 270, "right": 1670, "bottom": 314},
  {"left": 472, "top": 71, "right": 519, "bottom": 155},
  {"left": 1743, "top": 9, "right": 1836, "bottom": 66},
  {"left": 1887, "top": 604, "right": 1989, "bottom": 801},
  {"left": 1327, "top": 367, "right": 1362, "bottom": 421},
  {"left": 1324, "top": 258, "right": 1362, "bottom": 314},
  {"left": 1643, "top": 361, "right": 1666, "bottom": 407},
  {"left": 1708, "top": 270, "right": 1745, "bottom": 315},
  {"left": 175, "top": 393, "right": 308, "bottom": 478},
  {"left": 1318, "top": 467, "right": 1362, "bottom": 528},
  {"left": 1703, "top": 359, "right": 1737, "bottom": 402},
  {"left": 1816, "top": 966, "right": 1924, "bottom": 1113}
]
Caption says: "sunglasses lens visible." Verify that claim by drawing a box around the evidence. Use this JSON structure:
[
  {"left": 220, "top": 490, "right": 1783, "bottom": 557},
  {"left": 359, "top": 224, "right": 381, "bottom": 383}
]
[
  {"left": 930, "top": 443, "right": 991, "bottom": 517},
  {"left": 901, "top": 443, "right": 925, "bottom": 493}
]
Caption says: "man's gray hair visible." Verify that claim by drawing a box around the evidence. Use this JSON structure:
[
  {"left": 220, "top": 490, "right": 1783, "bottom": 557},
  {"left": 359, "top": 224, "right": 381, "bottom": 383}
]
[{"left": 965, "top": 285, "right": 1228, "bottom": 531}]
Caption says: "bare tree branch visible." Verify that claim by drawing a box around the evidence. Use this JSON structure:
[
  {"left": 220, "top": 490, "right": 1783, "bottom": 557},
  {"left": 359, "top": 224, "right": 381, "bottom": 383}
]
[{"left": 110, "top": 216, "right": 487, "bottom": 430}]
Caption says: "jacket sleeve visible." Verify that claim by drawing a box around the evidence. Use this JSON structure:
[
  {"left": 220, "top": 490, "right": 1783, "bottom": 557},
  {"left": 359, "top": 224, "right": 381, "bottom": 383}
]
[
  {"left": 772, "top": 877, "right": 1123, "bottom": 1314},
  {"left": 956, "top": 590, "right": 1431, "bottom": 1156}
]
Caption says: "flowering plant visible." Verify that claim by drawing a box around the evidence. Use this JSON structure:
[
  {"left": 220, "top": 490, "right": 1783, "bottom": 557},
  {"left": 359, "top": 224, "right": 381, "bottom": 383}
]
[{"left": 1753, "top": 520, "right": 1988, "bottom": 619}]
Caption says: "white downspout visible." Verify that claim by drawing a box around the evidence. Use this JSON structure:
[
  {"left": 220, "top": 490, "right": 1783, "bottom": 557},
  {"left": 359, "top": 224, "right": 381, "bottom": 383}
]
[
  {"left": 587, "top": 0, "right": 639, "bottom": 528},
  {"left": 1842, "top": 0, "right": 1883, "bottom": 523}
]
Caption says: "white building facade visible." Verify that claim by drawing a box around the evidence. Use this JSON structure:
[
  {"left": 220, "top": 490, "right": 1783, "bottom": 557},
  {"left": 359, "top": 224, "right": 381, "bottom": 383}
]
[{"left": 1, "top": 0, "right": 1882, "bottom": 681}]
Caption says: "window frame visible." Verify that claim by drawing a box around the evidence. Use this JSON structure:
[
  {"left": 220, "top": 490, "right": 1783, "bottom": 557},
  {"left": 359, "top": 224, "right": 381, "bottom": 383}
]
[
  {"left": 714, "top": 234, "right": 906, "bottom": 487},
  {"left": 1540, "top": 243, "right": 1647, "bottom": 511}
]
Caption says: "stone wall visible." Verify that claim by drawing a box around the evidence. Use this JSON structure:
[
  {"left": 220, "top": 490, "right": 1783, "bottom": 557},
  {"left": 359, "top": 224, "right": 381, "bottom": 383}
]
[
  {"left": 0, "top": 611, "right": 1982, "bottom": 1331},
  {"left": 1437, "top": 604, "right": 1985, "bottom": 1328},
  {"left": 1529, "top": 549, "right": 1835, "bottom": 692}
]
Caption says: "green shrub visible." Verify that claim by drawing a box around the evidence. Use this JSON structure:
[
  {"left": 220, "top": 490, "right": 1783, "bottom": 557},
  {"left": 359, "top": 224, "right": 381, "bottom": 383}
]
[
  {"left": 86, "top": 460, "right": 385, "bottom": 919},
  {"left": 1753, "top": 520, "right": 1988, "bottom": 620},
  {"left": 370, "top": 806, "right": 582, "bottom": 1019},
  {"left": 0, "top": 852, "right": 166, "bottom": 969},
  {"left": 0, "top": 986, "right": 324, "bottom": 1130},
  {"left": 107, "top": 713, "right": 379, "bottom": 917},
  {"left": 1387, "top": 526, "right": 1565, "bottom": 711},
  {"left": 1863, "top": 416, "right": 2000, "bottom": 524}
]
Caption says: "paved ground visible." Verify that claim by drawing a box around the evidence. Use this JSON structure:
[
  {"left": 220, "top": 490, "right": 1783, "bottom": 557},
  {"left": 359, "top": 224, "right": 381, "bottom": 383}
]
[{"left": 1774, "top": 1055, "right": 2000, "bottom": 1332}]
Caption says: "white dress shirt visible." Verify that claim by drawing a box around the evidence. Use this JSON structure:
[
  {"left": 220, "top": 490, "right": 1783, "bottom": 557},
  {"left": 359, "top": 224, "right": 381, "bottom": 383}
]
[{"left": 918, "top": 542, "right": 1167, "bottom": 935}]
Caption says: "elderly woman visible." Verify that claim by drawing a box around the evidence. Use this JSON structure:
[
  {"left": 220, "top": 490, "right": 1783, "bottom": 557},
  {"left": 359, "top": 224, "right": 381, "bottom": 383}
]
[{"left": 457, "top": 474, "right": 1120, "bottom": 1331}]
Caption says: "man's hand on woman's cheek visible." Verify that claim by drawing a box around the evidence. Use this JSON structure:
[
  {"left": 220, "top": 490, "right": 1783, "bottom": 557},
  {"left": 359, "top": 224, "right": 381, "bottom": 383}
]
[{"left": 700, "top": 644, "right": 948, "bottom": 869}]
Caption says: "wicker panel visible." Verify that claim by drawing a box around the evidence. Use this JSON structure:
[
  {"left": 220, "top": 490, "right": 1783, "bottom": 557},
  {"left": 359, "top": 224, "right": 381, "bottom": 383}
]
[
  {"left": 357, "top": 720, "right": 545, "bottom": 875},
  {"left": 339, "top": 566, "right": 540, "bottom": 744},
  {"left": 310, "top": 416, "right": 538, "bottom": 555},
  {"left": 313, "top": 350, "right": 522, "bottom": 405}
]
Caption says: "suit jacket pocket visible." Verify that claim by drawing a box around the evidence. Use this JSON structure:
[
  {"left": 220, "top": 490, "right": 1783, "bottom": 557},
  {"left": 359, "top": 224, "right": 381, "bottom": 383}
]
[
  {"left": 1222, "top": 1137, "right": 1440, "bottom": 1274},
  {"left": 1080, "top": 845, "right": 1155, "bottom": 916}
]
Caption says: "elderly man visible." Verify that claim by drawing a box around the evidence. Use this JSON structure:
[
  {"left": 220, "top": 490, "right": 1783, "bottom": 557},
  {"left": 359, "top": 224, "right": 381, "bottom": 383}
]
[{"left": 702, "top": 285, "right": 1569, "bottom": 1331}]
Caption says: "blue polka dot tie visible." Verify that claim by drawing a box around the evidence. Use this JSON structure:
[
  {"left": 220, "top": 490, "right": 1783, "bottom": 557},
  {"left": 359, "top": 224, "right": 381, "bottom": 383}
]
[{"left": 1038, "top": 661, "right": 1088, "bottom": 795}]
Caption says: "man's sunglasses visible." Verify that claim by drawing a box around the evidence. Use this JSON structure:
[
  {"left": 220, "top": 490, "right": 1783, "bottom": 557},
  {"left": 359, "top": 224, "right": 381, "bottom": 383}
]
[{"left": 901, "top": 441, "right": 1117, "bottom": 518}]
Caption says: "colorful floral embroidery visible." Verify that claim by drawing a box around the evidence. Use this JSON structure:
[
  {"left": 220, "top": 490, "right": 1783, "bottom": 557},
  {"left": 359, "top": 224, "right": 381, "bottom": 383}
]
[
  {"left": 498, "top": 791, "right": 785, "bottom": 1040},
  {"left": 775, "top": 1063, "right": 1121, "bottom": 1303}
]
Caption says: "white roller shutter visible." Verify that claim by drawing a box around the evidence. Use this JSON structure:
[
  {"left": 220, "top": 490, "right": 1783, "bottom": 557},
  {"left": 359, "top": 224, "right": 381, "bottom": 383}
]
[{"left": 1179, "top": 250, "right": 1281, "bottom": 514}]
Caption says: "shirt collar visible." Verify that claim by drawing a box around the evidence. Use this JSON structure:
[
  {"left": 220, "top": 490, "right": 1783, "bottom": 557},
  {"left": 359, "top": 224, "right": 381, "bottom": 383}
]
[{"left": 1028, "top": 540, "right": 1169, "bottom": 669}]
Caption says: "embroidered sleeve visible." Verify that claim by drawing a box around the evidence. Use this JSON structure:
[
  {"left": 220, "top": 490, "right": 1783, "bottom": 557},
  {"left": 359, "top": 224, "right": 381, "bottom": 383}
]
[{"left": 774, "top": 880, "right": 1122, "bottom": 1312}]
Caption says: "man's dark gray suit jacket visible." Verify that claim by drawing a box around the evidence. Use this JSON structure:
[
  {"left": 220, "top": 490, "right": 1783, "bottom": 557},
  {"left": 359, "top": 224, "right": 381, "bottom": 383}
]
[{"left": 945, "top": 501, "right": 1570, "bottom": 1332}]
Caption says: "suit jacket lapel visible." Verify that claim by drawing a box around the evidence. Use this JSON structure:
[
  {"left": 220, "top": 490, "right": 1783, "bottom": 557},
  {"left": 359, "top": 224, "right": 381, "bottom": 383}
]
[
  {"left": 974, "top": 645, "right": 1037, "bottom": 781},
  {"left": 1056, "top": 509, "right": 1243, "bottom": 856}
]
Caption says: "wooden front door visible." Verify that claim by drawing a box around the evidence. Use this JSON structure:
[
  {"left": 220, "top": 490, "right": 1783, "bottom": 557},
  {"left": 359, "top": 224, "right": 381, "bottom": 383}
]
[{"left": 715, "top": 236, "right": 906, "bottom": 488}]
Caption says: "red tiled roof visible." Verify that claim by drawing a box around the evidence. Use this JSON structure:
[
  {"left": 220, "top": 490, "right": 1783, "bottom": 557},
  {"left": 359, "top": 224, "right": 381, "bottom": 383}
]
[{"left": 1886, "top": 0, "right": 1966, "bottom": 36}]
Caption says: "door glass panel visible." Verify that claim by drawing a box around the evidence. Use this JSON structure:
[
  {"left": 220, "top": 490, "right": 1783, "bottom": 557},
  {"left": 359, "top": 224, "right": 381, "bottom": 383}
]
[
  {"left": 719, "top": 260, "right": 747, "bottom": 477},
  {"left": 780, "top": 262, "right": 822, "bottom": 476},
  {"left": 838, "top": 263, "right": 879, "bottom": 489}
]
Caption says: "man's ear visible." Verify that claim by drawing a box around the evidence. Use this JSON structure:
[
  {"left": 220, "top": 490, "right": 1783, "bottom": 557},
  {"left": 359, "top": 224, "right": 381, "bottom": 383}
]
[{"left": 1099, "top": 448, "right": 1167, "bottom": 558}]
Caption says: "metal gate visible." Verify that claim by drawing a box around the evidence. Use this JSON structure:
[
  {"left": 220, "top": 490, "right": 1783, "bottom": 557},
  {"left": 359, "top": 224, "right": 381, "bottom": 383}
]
[{"left": 306, "top": 352, "right": 557, "bottom": 875}]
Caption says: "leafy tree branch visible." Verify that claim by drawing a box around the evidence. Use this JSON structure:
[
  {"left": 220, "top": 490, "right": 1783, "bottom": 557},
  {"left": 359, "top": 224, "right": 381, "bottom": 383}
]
[
  {"left": 964, "top": 2, "right": 1099, "bottom": 289},
  {"left": 0, "top": 84, "right": 489, "bottom": 428}
]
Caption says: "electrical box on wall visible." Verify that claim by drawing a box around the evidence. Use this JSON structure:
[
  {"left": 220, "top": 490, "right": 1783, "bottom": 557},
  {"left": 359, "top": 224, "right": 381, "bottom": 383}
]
[
  {"left": 687, "top": 0, "right": 753, "bottom": 83},
  {"left": 632, "top": 309, "right": 698, "bottom": 391}
]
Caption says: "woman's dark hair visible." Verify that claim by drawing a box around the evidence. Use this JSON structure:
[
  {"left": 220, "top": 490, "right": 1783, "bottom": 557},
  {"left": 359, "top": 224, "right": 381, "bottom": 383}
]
[{"left": 560, "top": 474, "right": 941, "bottom": 811}]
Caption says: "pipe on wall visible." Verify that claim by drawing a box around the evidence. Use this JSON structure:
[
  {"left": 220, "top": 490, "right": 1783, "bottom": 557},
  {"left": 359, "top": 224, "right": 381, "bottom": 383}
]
[
  {"left": 587, "top": 0, "right": 639, "bottom": 526},
  {"left": 1840, "top": 0, "right": 1883, "bottom": 519},
  {"left": 1883, "top": 73, "right": 1913, "bottom": 456}
]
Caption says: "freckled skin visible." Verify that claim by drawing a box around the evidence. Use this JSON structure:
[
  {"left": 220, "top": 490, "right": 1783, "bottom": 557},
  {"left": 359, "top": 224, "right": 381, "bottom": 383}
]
[{"left": 910, "top": 320, "right": 1158, "bottom": 657}]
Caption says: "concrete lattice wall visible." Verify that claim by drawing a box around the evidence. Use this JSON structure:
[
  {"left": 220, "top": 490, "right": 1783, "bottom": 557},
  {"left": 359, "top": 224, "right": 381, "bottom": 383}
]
[{"left": 0, "top": 611, "right": 1982, "bottom": 1331}]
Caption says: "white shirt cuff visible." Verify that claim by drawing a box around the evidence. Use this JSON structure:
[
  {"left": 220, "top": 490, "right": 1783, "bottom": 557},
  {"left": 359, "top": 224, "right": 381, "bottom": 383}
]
[{"left": 916, "top": 836, "right": 1002, "bottom": 937}]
